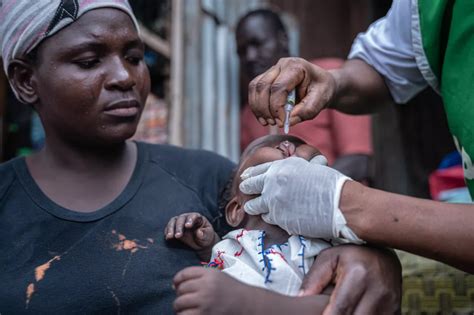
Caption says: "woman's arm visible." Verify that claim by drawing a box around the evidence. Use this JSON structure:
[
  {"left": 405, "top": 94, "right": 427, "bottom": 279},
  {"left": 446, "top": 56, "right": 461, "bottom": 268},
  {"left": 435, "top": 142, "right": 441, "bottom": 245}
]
[
  {"left": 173, "top": 267, "right": 329, "bottom": 315},
  {"left": 341, "top": 181, "right": 474, "bottom": 273}
]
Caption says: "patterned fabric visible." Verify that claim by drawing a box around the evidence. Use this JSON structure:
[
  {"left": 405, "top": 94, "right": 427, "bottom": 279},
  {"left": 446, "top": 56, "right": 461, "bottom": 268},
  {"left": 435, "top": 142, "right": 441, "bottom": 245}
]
[
  {"left": 208, "top": 229, "right": 332, "bottom": 296},
  {"left": 0, "top": 0, "right": 138, "bottom": 74},
  {"left": 398, "top": 250, "right": 474, "bottom": 314}
]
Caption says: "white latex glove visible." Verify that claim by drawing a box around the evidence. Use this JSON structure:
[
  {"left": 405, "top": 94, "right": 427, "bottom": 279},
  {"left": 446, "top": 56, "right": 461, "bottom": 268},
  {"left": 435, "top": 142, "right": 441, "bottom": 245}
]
[{"left": 239, "top": 155, "right": 364, "bottom": 244}]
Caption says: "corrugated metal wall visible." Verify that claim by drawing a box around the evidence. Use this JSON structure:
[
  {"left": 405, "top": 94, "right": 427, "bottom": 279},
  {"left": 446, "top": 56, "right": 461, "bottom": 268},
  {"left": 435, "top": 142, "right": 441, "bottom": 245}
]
[
  {"left": 170, "top": 0, "right": 264, "bottom": 162},
  {"left": 169, "top": 0, "right": 305, "bottom": 162}
]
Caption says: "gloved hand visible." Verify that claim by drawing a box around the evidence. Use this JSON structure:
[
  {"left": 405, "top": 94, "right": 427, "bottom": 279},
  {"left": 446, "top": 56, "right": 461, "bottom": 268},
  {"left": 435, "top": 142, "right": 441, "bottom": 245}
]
[{"left": 239, "top": 155, "right": 364, "bottom": 243}]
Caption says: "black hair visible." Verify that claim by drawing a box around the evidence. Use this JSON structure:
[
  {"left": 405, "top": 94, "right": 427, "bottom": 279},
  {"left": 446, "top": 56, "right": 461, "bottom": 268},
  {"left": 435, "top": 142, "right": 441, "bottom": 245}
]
[
  {"left": 215, "top": 167, "right": 238, "bottom": 236},
  {"left": 218, "top": 168, "right": 237, "bottom": 212},
  {"left": 236, "top": 8, "right": 287, "bottom": 37},
  {"left": 25, "top": 46, "right": 39, "bottom": 66}
]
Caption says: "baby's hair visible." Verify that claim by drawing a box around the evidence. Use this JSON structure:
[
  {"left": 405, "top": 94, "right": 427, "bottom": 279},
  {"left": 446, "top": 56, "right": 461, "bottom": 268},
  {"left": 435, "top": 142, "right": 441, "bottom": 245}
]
[
  {"left": 218, "top": 168, "right": 237, "bottom": 211},
  {"left": 215, "top": 167, "right": 238, "bottom": 236}
]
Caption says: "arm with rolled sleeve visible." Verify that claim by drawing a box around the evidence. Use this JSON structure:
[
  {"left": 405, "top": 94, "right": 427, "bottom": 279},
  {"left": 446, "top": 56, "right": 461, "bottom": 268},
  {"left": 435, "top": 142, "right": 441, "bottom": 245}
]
[{"left": 348, "top": 0, "right": 428, "bottom": 104}]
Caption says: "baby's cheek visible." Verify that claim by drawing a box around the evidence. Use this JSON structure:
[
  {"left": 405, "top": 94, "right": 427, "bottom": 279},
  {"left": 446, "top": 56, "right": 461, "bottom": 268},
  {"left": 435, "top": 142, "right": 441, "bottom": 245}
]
[
  {"left": 246, "top": 148, "right": 285, "bottom": 167},
  {"left": 294, "top": 145, "right": 321, "bottom": 161}
]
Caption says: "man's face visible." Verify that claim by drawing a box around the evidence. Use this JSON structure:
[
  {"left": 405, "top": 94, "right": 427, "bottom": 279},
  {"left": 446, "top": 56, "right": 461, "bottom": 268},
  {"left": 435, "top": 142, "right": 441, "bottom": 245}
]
[{"left": 236, "top": 15, "right": 287, "bottom": 80}]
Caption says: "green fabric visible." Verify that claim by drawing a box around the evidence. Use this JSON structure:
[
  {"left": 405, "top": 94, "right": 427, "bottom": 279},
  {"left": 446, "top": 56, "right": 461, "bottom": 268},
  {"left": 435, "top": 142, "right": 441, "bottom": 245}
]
[
  {"left": 418, "top": 0, "right": 474, "bottom": 196},
  {"left": 399, "top": 6, "right": 474, "bottom": 314}
]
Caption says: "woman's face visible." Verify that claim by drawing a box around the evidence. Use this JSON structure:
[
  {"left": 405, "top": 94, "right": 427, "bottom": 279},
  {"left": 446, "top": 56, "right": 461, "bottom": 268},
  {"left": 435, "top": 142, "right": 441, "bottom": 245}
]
[{"left": 31, "top": 8, "right": 150, "bottom": 146}]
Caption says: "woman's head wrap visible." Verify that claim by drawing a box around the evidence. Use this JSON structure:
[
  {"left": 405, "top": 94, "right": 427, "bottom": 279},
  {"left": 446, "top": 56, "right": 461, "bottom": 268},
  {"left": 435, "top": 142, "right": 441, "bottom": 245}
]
[{"left": 0, "top": 0, "right": 139, "bottom": 73}]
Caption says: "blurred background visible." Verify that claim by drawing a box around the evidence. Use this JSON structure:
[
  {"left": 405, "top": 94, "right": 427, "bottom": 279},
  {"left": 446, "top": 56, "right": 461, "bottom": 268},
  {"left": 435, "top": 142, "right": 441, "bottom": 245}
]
[
  {"left": 0, "top": 1, "right": 472, "bottom": 312},
  {"left": 0, "top": 0, "right": 474, "bottom": 314},
  {"left": 0, "top": 0, "right": 455, "bottom": 199}
]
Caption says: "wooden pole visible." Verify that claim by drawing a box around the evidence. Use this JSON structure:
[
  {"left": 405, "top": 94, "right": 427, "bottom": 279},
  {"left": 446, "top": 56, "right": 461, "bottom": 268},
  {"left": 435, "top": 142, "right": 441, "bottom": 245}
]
[
  {"left": 0, "top": 60, "right": 6, "bottom": 161},
  {"left": 169, "top": 0, "right": 184, "bottom": 146}
]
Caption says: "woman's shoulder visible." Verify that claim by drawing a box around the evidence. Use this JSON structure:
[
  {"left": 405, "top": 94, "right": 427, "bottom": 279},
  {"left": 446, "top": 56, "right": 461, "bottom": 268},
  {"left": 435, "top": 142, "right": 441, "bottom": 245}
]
[
  {"left": 137, "top": 142, "right": 236, "bottom": 205},
  {"left": 0, "top": 158, "right": 20, "bottom": 200}
]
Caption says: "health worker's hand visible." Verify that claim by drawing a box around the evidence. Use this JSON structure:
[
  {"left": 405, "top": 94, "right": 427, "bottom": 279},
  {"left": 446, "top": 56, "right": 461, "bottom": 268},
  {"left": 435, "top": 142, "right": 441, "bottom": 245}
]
[
  {"left": 300, "top": 245, "right": 402, "bottom": 315},
  {"left": 248, "top": 57, "right": 337, "bottom": 127},
  {"left": 239, "top": 155, "right": 362, "bottom": 243}
]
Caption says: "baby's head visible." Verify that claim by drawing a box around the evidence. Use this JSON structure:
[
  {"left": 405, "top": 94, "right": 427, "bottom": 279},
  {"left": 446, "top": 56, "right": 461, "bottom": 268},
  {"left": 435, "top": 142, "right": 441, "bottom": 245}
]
[{"left": 224, "top": 134, "right": 321, "bottom": 231}]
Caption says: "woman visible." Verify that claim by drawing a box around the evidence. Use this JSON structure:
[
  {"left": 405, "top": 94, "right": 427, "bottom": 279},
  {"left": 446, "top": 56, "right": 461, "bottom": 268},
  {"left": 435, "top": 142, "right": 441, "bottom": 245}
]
[
  {"left": 0, "top": 1, "right": 231, "bottom": 312},
  {"left": 0, "top": 1, "right": 400, "bottom": 313}
]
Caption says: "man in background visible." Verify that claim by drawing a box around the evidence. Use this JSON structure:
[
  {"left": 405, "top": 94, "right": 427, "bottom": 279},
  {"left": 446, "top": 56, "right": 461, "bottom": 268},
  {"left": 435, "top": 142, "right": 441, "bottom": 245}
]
[{"left": 236, "top": 8, "right": 373, "bottom": 181}]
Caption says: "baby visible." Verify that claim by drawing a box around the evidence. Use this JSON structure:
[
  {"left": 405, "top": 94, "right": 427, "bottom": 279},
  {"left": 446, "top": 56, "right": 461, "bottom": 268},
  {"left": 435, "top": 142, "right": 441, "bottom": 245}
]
[{"left": 165, "top": 135, "right": 335, "bottom": 296}]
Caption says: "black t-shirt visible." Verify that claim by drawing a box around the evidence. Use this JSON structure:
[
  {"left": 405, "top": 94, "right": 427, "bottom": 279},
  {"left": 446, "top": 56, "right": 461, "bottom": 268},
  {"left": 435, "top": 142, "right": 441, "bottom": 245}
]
[{"left": 0, "top": 142, "right": 235, "bottom": 314}]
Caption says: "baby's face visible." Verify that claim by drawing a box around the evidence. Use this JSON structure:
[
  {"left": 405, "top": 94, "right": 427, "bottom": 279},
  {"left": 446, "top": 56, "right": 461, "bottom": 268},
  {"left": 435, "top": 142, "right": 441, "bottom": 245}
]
[
  {"left": 236, "top": 137, "right": 320, "bottom": 203},
  {"left": 238, "top": 138, "right": 321, "bottom": 183},
  {"left": 232, "top": 136, "right": 320, "bottom": 232}
]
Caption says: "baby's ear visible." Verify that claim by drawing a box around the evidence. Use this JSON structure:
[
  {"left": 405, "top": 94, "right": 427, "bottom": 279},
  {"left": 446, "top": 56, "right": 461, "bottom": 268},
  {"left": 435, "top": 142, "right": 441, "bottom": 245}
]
[{"left": 225, "top": 197, "right": 246, "bottom": 228}]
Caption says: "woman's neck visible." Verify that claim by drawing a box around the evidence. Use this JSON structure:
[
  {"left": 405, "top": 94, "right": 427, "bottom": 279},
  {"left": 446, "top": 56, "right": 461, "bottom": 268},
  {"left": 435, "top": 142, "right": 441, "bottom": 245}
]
[
  {"left": 33, "top": 138, "right": 130, "bottom": 173},
  {"left": 25, "top": 140, "right": 138, "bottom": 212}
]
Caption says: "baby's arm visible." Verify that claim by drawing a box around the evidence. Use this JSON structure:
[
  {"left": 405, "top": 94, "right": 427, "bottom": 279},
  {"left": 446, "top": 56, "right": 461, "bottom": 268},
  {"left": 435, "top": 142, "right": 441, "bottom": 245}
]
[{"left": 165, "top": 212, "right": 220, "bottom": 261}]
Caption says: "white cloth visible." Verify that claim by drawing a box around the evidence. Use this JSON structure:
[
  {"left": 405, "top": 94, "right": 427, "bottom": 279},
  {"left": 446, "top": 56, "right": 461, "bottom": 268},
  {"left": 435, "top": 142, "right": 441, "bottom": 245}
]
[
  {"left": 348, "top": 0, "right": 430, "bottom": 104},
  {"left": 208, "top": 229, "right": 332, "bottom": 296}
]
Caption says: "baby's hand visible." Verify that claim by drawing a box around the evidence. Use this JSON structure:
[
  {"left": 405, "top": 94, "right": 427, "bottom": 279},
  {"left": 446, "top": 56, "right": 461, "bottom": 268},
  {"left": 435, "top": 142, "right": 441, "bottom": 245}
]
[{"left": 165, "top": 212, "right": 219, "bottom": 253}]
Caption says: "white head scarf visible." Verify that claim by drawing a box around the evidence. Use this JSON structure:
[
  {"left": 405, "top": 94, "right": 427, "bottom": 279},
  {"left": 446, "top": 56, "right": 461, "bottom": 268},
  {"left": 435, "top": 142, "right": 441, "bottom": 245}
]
[{"left": 0, "top": 0, "right": 139, "bottom": 74}]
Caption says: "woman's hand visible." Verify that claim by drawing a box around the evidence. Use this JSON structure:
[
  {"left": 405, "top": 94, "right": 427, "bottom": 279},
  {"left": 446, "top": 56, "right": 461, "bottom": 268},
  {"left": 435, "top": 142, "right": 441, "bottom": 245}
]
[
  {"left": 300, "top": 245, "right": 402, "bottom": 315},
  {"left": 165, "top": 212, "right": 219, "bottom": 256},
  {"left": 173, "top": 267, "right": 330, "bottom": 315},
  {"left": 248, "top": 57, "right": 337, "bottom": 127},
  {"left": 173, "top": 267, "right": 252, "bottom": 315}
]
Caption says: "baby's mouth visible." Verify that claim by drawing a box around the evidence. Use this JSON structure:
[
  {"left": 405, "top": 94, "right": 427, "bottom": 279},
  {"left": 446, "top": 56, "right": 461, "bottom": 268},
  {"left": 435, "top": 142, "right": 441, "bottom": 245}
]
[{"left": 277, "top": 140, "right": 296, "bottom": 157}]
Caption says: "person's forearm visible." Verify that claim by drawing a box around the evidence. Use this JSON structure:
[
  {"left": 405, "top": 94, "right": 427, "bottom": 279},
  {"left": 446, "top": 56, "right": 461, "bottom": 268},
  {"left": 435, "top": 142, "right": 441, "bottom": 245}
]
[
  {"left": 250, "top": 289, "right": 329, "bottom": 315},
  {"left": 340, "top": 181, "right": 474, "bottom": 273},
  {"left": 329, "top": 59, "right": 393, "bottom": 114}
]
